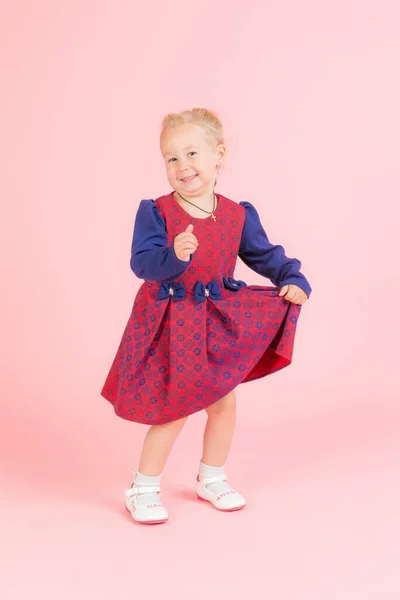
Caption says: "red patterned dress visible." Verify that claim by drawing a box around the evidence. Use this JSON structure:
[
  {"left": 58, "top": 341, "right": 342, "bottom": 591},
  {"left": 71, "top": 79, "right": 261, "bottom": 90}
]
[{"left": 101, "top": 191, "right": 312, "bottom": 425}]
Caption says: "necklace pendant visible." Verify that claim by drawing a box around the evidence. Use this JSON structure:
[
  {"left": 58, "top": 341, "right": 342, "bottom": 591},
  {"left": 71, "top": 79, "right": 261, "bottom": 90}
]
[{"left": 211, "top": 213, "right": 216, "bottom": 222}]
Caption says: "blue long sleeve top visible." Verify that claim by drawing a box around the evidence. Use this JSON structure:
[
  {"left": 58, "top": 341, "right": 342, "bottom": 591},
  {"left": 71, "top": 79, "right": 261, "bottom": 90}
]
[
  {"left": 238, "top": 201, "right": 312, "bottom": 298},
  {"left": 130, "top": 199, "right": 192, "bottom": 282},
  {"left": 130, "top": 198, "right": 312, "bottom": 298}
]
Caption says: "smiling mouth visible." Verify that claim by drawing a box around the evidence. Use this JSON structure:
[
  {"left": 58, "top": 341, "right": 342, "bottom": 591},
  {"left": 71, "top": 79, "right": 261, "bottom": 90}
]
[{"left": 181, "top": 174, "right": 198, "bottom": 182}]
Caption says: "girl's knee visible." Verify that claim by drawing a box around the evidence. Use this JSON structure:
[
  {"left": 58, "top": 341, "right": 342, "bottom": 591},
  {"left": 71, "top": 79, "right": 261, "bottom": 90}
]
[{"left": 205, "top": 390, "right": 236, "bottom": 417}]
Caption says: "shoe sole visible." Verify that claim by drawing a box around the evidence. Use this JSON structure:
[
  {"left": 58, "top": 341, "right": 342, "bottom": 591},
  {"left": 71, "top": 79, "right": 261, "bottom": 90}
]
[
  {"left": 125, "top": 505, "right": 168, "bottom": 524},
  {"left": 196, "top": 493, "right": 246, "bottom": 511}
]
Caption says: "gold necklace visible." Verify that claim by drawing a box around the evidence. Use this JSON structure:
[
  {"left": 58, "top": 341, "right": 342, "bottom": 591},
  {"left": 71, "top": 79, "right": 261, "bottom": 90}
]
[{"left": 176, "top": 191, "right": 217, "bottom": 222}]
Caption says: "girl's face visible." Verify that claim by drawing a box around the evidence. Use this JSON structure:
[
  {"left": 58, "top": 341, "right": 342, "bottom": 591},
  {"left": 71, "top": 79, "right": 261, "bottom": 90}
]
[{"left": 160, "top": 123, "right": 225, "bottom": 197}]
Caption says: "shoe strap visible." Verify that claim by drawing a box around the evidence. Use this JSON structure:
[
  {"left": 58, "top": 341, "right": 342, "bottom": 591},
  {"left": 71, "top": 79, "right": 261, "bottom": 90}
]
[
  {"left": 126, "top": 485, "right": 161, "bottom": 496},
  {"left": 199, "top": 474, "right": 227, "bottom": 485}
]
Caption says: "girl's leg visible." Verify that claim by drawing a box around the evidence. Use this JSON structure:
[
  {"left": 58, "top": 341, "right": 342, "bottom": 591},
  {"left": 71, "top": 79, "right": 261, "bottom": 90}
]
[
  {"left": 138, "top": 416, "right": 188, "bottom": 476},
  {"left": 202, "top": 389, "right": 237, "bottom": 466},
  {"left": 126, "top": 417, "right": 188, "bottom": 521},
  {"left": 197, "top": 390, "right": 245, "bottom": 504}
]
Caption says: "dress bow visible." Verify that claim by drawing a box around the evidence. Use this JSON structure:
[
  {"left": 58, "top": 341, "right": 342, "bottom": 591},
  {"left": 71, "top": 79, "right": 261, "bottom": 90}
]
[
  {"left": 157, "top": 281, "right": 186, "bottom": 301},
  {"left": 222, "top": 276, "right": 248, "bottom": 291},
  {"left": 194, "top": 279, "right": 222, "bottom": 303}
]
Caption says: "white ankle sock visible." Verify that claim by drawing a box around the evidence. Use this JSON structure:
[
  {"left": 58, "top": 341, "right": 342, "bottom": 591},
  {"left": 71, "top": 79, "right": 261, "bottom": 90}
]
[
  {"left": 198, "top": 461, "right": 232, "bottom": 495},
  {"left": 134, "top": 471, "right": 162, "bottom": 506}
]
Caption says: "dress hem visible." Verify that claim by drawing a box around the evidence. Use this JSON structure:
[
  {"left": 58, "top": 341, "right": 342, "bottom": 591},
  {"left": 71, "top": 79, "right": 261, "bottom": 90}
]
[{"left": 100, "top": 357, "right": 292, "bottom": 426}]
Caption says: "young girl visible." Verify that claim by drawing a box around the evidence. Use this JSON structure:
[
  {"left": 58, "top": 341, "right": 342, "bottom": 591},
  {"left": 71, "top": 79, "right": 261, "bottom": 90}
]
[{"left": 101, "top": 108, "right": 312, "bottom": 525}]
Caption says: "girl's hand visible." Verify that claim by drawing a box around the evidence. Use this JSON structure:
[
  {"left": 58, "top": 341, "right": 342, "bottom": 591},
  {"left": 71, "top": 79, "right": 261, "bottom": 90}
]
[
  {"left": 173, "top": 223, "right": 199, "bottom": 262},
  {"left": 278, "top": 284, "right": 308, "bottom": 305}
]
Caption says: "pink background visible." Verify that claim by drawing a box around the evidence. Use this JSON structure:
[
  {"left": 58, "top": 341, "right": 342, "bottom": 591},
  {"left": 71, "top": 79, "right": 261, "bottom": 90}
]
[{"left": 1, "top": 1, "right": 399, "bottom": 598}]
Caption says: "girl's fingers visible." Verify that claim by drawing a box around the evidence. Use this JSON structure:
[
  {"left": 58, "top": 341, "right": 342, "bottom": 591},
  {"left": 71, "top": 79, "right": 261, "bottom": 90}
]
[
  {"left": 177, "top": 233, "right": 198, "bottom": 245},
  {"left": 179, "top": 242, "right": 197, "bottom": 252}
]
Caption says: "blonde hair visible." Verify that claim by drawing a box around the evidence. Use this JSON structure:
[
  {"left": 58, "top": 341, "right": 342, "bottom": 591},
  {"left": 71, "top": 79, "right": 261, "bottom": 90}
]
[{"left": 160, "top": 107, "right": 224, "bottom": 147}]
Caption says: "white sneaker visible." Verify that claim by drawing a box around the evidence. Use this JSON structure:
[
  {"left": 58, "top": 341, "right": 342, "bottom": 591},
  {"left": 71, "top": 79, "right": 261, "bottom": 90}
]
[
  {"left": 124, "top": 482, "right": 168, "bottom": 524},
  {"left": 196, "top": 474, "right": 247, "bottom": 511}
]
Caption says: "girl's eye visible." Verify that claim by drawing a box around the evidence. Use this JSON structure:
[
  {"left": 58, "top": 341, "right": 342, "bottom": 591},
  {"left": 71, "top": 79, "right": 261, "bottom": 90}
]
[{"left": 168, "top": 152, "right": 196, "bottom": 163}]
